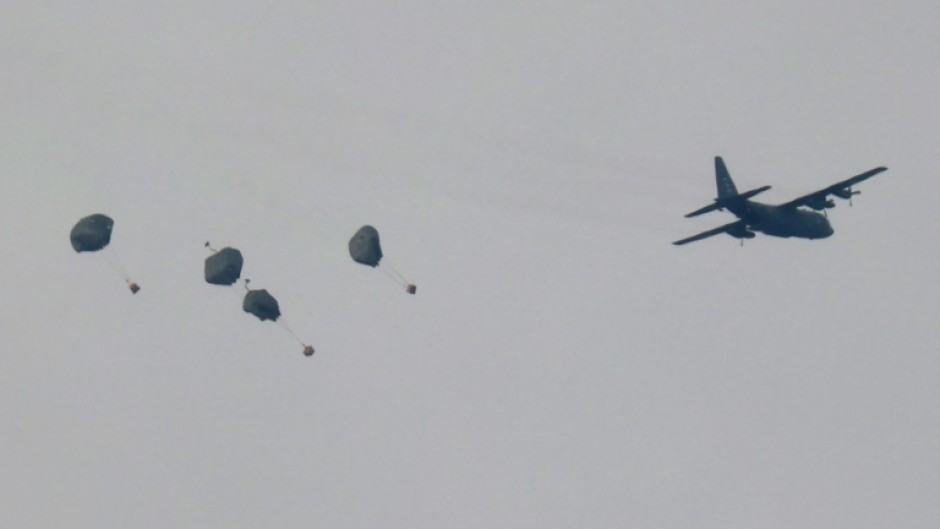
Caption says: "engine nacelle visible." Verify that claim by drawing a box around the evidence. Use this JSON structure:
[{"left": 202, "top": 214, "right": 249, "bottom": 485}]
[
  {"left": 833, "top": 187, "right": 860, "bottom": 200},
  {"left": 805, "top": 195, "right": 836, "bottom": 210}
]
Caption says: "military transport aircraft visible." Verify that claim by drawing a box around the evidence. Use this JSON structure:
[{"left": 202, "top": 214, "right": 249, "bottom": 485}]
[{"left": 673, "top": 157, "right": 887, "bottom": 246}]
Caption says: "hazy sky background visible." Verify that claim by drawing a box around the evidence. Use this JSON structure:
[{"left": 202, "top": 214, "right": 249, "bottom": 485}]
[{"left": 2, "top": 2, "right": 939, "bottom": 527}]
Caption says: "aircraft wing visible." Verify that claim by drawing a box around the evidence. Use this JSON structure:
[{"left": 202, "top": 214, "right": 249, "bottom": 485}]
[
  {"left": 673, "top": 220, "right": 747, "bottom": 246},
  {"left": 778, "top": 166, "right": 887, "bottom": 210}
]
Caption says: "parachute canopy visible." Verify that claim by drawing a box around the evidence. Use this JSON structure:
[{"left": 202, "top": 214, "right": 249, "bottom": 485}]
[
  {"left": 205, "top": 247, "right": 243, "bottom": 286},
  {"left": 70, "top": 214, "right": 113, "bottom": 252},
  {"left": 71, "top": 213, "right": 139, "bottom": 294},
  {"left": 348, "top": 224, "right": 416, "bottom": 294},
  {"left": 349, "top": 225, "right": 382, "bottom": 267},
  {"left": 243, "top": 289, "right": 280, "bottom": 322}
]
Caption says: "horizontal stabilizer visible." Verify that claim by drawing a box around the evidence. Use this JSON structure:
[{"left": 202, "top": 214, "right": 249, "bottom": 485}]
[
  {"left": 684, "top": 185, "right": 771, "bottom": 218},
  {"left": 737, "top": 185, "right": 772, "bottom": 200},
  {"left": 684, "top": 202, "right": 722, "bottom": 218}
]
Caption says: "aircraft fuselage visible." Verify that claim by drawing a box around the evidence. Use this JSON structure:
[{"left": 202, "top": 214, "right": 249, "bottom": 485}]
[{"left": 729, "top": 201, "right": 834, "bottom": 239}]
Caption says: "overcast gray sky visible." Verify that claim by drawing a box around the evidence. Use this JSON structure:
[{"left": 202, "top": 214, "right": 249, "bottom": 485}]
[{"left": 2, "top": 2, "right": 939, "bottom": 527}]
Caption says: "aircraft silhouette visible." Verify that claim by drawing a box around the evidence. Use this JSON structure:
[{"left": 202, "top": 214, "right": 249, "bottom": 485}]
[{"left": 674, "top": 157, "right": 887, "bottom": 246}]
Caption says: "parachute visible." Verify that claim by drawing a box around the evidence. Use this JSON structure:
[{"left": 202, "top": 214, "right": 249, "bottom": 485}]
[
  {"left": 240, "top": 283, "right": 315, "bottom": 357},
  {"left": 205, "top": 242, "right": 313, "bottom": 358},
  {"left": 204, "top": 245, "right": 244, "bottom": 286},
  {"left": 70, "top": 214, "right": 139, "bottom": 293},
  {"left": 349, "top": 225, "right": 383, "bottom": 267},
  {"left": 70, "top": 213, "right": 113, "bottom": 252},
  {"left": 349, "top": 225, "right": 416, "bottom": 294},
  {"left": 243, "top": 288, "right": 280, "bottom": 321}
]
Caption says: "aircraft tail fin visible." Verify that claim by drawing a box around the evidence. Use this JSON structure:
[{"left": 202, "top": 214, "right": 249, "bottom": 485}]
[
  {"left": 684, "top": 157, "right": 771, "bottom": 218},
  {"left": 715, "top": 156, "right": 738, "bottom": 199}
]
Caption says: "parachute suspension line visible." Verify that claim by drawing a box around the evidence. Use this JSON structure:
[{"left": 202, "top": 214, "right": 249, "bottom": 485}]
[
  {"left": 381, "top": 261, "right": 416, "bottom": 294},
  {"left": 276, "top": 316, "right": 313, "bottom": 357},
  {"left": 101, "top": 246, "right": 131, "bottom": 282},
  {"left": 379, "top": 265, "right": 407, "bottom": 287},
  {"left": 101, "top": 247, "right": 138, "bottom": 292},
  {"left": 276, "top": 320, "right": 306, "bottom": 346},
  {"left": 205, "top": 241, "right": 218, "bottom": 253},
  {"left": 383, "top": 262, "right": 409, "bottom": 285}
]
